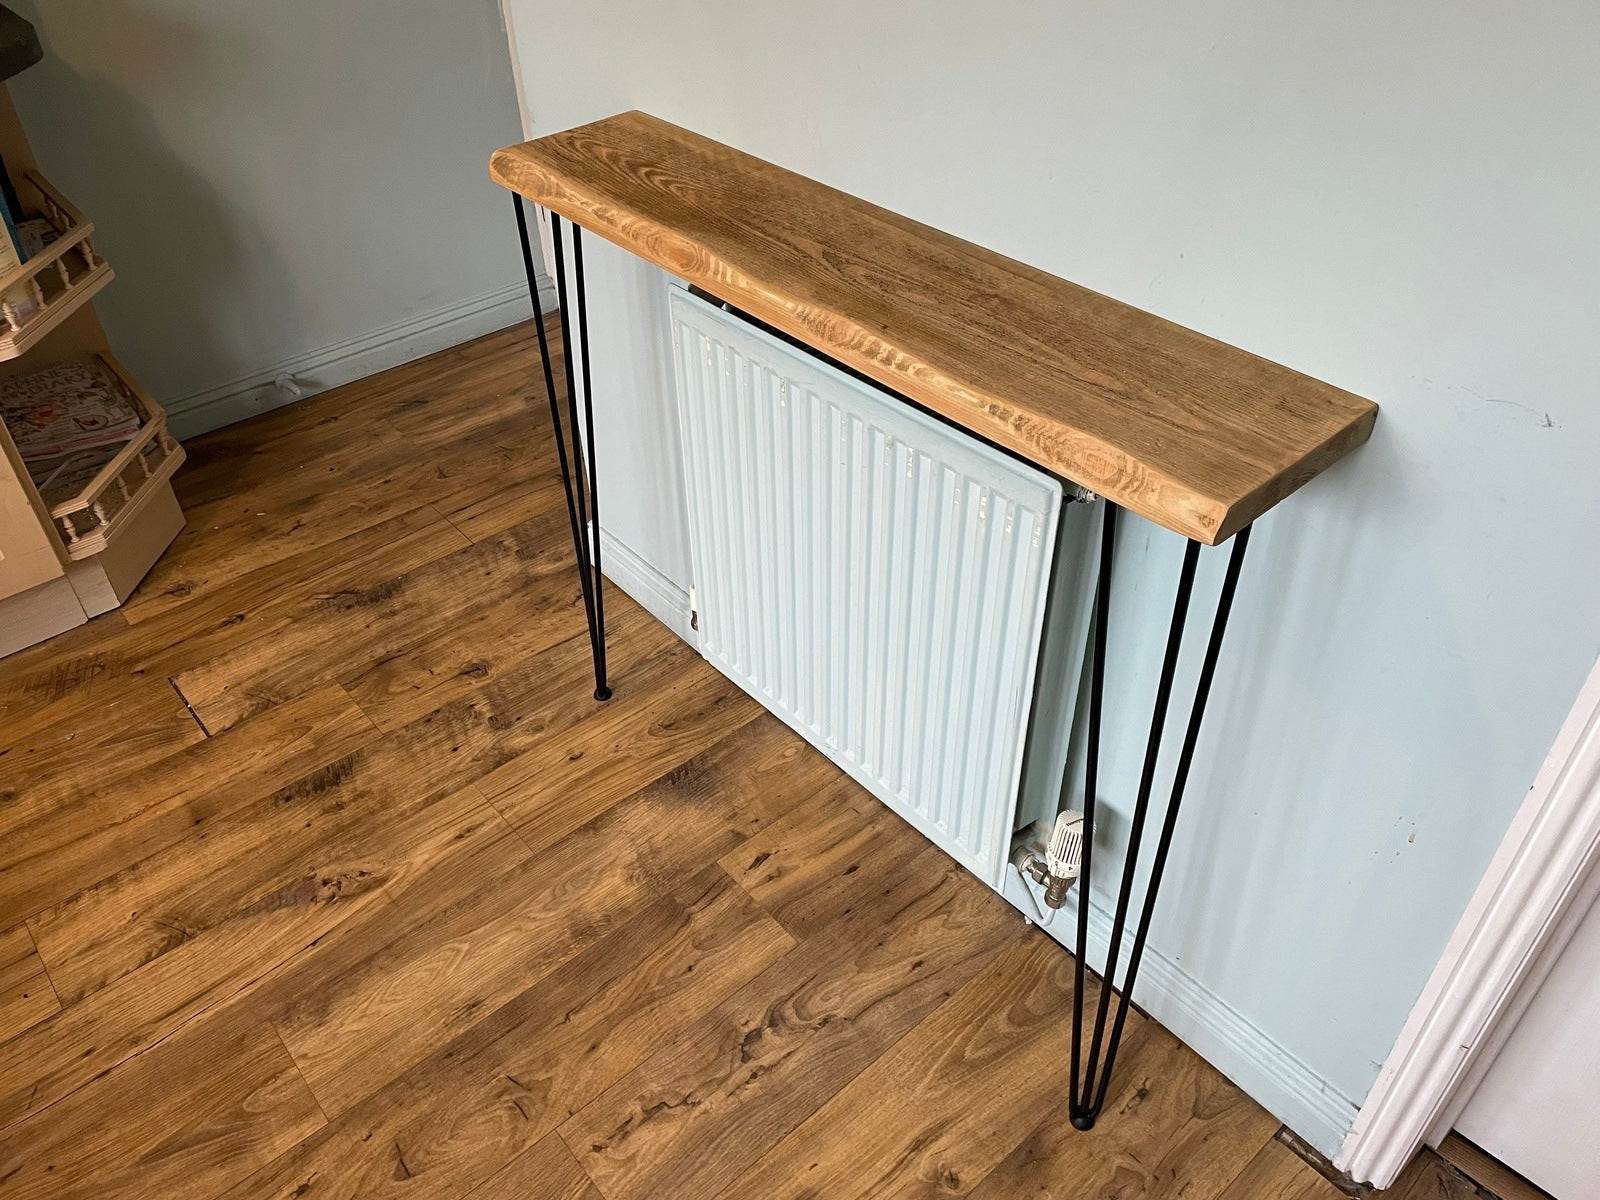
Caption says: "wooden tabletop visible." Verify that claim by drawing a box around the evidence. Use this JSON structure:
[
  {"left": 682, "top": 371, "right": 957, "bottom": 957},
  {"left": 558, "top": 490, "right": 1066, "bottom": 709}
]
[{"left": 491, "top": 112, "right": 1376, "bottom": 544}]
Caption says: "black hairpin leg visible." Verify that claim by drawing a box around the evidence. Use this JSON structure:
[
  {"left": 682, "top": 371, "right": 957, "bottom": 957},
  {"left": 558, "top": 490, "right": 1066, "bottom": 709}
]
[
  {"left": 1069, "top": 503, "right": 1251, "bottom": 1129},
  {"left": 512, "top": 194, "right": 611, "bottom": 701}
]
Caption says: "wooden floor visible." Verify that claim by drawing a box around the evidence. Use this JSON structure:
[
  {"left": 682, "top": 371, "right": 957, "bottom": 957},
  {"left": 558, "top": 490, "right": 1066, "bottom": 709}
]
[{"left": 0, "top": 321, "right": 1481, "bottom": 1199}]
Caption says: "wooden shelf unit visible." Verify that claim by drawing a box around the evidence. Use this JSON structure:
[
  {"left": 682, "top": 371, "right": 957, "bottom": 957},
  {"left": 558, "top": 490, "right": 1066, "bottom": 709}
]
[
  {"left": 0, "top": 74, "right": 185, "bottom": 655},
  {"left": 491, "top": 111, "right": 1378, "bottom": 544},
  {"left": 0, "top": 170, "right": 114, "bottom": 360}
]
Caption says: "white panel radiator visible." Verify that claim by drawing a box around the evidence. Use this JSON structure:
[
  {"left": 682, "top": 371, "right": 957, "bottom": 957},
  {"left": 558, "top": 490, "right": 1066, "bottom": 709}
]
[{"left": 669, "top": 287, "right": 1063, "bottom": 886}]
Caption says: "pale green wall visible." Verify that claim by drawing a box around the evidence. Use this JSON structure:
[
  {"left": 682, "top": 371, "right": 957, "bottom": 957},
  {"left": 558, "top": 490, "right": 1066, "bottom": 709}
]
[
  {"left": 501, "top": 0, "right": 1600, "bottom": 1156},
  {"left": 8, "top": 0, "right": 528, "bottom": 433}
]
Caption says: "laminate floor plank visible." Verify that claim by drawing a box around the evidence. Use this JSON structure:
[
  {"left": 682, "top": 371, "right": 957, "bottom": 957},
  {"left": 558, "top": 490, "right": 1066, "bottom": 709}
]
[
  {"left": 1214, "top": 1137, "right": 1352, "bottom": 1200},
  {"left": 0, "top": 925, "right": 56, "bottom": 1042},
  {"left": 464, "top": 1133, "right": 603, "bottom": 1200},
  {"left": 479, "top": 650, "right": 767, "bottom": 855},
  {"left": 337, "top": 547, "right": 606, "bottom": 732},
  {"left": 4, "top": 603, "right": 643, "bottom": 1126},
  {"left": 0, "top": 503, "right": 470, "bottom": 749},
  {"left": 416, "top": 406, "right": 563, "bottom": 519},
  {"left": 0, "top": 682, "right": 379, "bottom": 922},
  {"left": 172, "top": 391, "right": 426, "bottom": 510},
  {"left": 378, "top": 341, "right": 552, "bottom": 452},
  {"left": 221, "top": 870, "right": 790, "bottom": 1200},
  {"left": 0, "top": 1005, "right": 324, "bottom": 1200},
  {"left": 0, "top": 673, "right": 204, "bottom": 832},
  {"left": 25, "top": 707, "right": 502, "bottom": 1007},
  {"left": 439, "top": 473, "right": 567, "bottom": 544},
  {"left": 717, "top": 777, "right": 932, "bottom": 940},
  {"left": 165, "top": 362, "right": 552, "bottom": 594},
  {"left": 254, "top": 714, "right": 831, "bottom": 1119},
  {"left": 562, "top": 843, "right": 1024, "bottom": 1200},
  {"left": 171, "top": 505, "right": 584, "bottom": 732},
  {"left": 1, "top": 786, "right": 502, "bottom": 1131},
  {"left": 962, "top": 1016, "right": 1280, "bottom": 1200},
  {"left": 131, "top": 421, "right": 440, "bottom": 624}
]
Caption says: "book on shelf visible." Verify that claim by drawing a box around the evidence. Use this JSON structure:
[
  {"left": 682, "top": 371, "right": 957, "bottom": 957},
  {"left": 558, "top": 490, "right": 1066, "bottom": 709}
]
[
  {"left": 0, "top": 150, "right": 22, "bottom": 266},
  {"left": 0, "top": 152, "right": 44, "bottom": 324},
  {"left": 0, "top": 196, "right": 19, "bottom": 277},
  {"left": 0, "top": 355, "right": 142, "bottom": 477},
  {"left": 15, "top": 216, "right": 52, "bottom": 258},
  {"left": 0, "top": 152, "right": 23, "bottom": 234}
]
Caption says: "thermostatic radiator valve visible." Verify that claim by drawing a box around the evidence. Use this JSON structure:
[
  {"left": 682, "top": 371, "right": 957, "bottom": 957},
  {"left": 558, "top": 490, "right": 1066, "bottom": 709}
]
[{"left": 1012, "top": 811, "right": 1085, "bottom": 909}]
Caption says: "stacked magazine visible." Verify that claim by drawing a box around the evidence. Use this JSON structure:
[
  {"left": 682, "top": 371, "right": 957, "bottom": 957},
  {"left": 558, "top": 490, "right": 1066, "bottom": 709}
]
[{"left": 0, "top": 355, "right": 142, "bottom": 507}]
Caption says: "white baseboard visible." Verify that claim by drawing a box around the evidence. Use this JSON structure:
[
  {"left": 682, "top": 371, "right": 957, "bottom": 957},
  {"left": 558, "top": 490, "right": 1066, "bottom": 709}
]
[
  {"left": 1001, "top": 868, "right": 1358, "bottom": 1160},
  {"left": 598, "top": 527, "right": 698, "bottom": 648},
  {"left": 165, "top": 278, "right": 556, "bottom": 440}
]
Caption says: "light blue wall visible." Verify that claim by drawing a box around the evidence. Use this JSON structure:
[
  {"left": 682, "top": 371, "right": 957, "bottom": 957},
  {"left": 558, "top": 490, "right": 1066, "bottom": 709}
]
[
  {"left": 9, "top": 0, "right": 531, "bottom": 434},
  {"left": 501, "top": 0, "right": 1600, "bottom": 1154}
]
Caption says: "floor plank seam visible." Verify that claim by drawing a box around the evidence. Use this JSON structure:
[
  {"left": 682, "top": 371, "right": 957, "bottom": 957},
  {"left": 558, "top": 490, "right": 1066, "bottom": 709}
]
[
  {"left": 715, "top": 854, "right": 850, "bottom": 949},
  {"left": 554, "top": 1125, "right": 619, "bottom": 1200},
  {"left": 271, "top": 1020, "right": 331, "bottom": 1130},
  {"left": 469, "top": 784, "right": 536, "bottom": 858},
  {"left": 168, "top": 675, "right": 212, "bottom": 737},
  {"left": 17, "top": 928, "right": 63, "bottom": 1017},
  {"left": 316, "top": 679, "right": 390, "bottom": 743},
  {"left": 427, "top": 500, "right": 475, "bottom": 544},
  {"left": 13, "top": 921, "right": 62, "bottom": 1030}
]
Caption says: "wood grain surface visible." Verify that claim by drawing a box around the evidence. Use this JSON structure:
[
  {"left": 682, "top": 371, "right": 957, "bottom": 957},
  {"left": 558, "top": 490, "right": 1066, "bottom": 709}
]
[
  {"left": 490, "top": 112, "right": 1378, "bottom": 543},
  {"left": 1437, "top": 1133, "right": 1554, "bottom": 1200},
  {"left": 0, "top": 318, "right": 1461, "bottom": 1199}
]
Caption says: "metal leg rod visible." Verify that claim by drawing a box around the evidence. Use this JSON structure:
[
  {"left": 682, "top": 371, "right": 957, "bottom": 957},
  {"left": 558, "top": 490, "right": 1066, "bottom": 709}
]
[
  {"left": 1088, "top": 523, "right": 1252, "bottom": 1114},
  {"left": 548, "top": 213, "right": 611, "bottom": 701},
  {"left": 570, "top": 226, "right": 611, "bottom": 701},
  {"left": 549, "top": 216, "right": 595, "bottom": 608},
  {"left": 1068, "top": 512, "right": 1251, "bottom": 1129},
  {"left": 513, "top": 195, "right": 598, "bottom": 654},
  {"left": 1069, "top": 500, "right": 1116, "bottom": 1126},
  {"left": 1078, "top": 537, "right": 1200, "bottom": 1108}
]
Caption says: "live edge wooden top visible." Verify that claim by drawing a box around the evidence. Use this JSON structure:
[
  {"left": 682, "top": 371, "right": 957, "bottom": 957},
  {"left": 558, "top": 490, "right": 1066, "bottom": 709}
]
[{"left": 490, "top": 111, "right": 1377, "bottom": 545}]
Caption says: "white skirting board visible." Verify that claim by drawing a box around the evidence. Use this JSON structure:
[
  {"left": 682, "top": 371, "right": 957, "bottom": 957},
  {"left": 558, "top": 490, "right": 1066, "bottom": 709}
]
[
  {"left": 1003, "top": 868, "right": 1359, "bottom": 1159},
  {"left": 164, "top": 278, "right": 555, "bottom": 440},
  {"left": 598, "top": 526, "right": 698, "bottom": 649}
]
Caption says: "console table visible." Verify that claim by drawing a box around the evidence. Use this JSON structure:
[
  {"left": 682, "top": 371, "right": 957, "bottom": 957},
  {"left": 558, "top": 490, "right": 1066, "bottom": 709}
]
[{"left": 490, "top": 111, "right": 1377, "bottom": 1131}]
